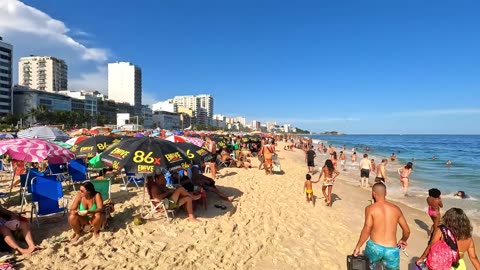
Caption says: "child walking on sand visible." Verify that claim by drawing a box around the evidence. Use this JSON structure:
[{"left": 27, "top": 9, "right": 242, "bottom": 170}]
[
  {"left": 304, "top": 174, "right": 319, "bottom": 206},
  {"left": 427, "top": 188, "right": 443, "bottom": 238}
]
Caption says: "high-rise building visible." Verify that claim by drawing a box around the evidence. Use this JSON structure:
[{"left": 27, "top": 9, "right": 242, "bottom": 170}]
[
  {"left": 152, "top": 99, "right": 177, "bottom": 113},
  {"left": 172, "top": 94, "right": 213, "bottom": 126},
  {"left": 18, "top": 56, "right": 68, "bottom": 92},
  {"left": 0, "top": 36, "right": 13, "bottom": 115},
  {"left": 108, "top": 62, "right": 142, "bottom": 114}
]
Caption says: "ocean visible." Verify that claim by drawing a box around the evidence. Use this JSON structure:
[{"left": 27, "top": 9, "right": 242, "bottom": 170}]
[{"left": 307, "top": 134, "right": 480, "bottom": 234}]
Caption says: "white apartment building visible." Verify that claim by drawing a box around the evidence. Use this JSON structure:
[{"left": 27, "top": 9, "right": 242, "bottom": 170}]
[
  {"left": 252, "top": 120, "right": 261, "bottom": 130},
  {"left": 152, "top": 99, "right": 177, "bottom": 113},
  {"left": 172, "top": 94, "right": 213, "bottom": 126},
  {"left": 0, "top": 36, "right": 13, "bottom": 115},
  {"left": 18, "top": 55, "right": 67, "bottom": 92},
  {"left": 108, "top": 62, "right": 142, "bottom": 113}
]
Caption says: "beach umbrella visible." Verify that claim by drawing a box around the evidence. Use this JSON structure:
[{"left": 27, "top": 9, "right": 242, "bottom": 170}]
[
  {"left": 88, "top": 153, "right": 106, "bottom": 169},
  {"left": 100, "top": 137, "right": 191, "bottom": 175},
  {"left": 0, "top": 138, "right": 74, "bottom": 164},
  {"left": 185, "top": 137, "right": 205, "bottom": 147},
  {"left": 17, "top": 126, "right": 70, "bottom": 141},
  {"left": 0, "top": 133, "right": 15, "bottom": 139},
  {"left": 65, "top": 136, "right": 89, "bottom": 146},
  {"left": 175, "top": 142, "right": 214, "bottom": 165},
  {"left": 173, "top": 130, "right": 184, "bottom": 135},
  {"left": 165, "top": 135, "right": 187, "bottom": 143},
  {"left": 71, "top": 135, "right": 122, "bottom": 158},
  {"left": 53, "top": 141, "right": 73, "bottom": 149},
  {"left": 69, "top": 128, "right": 90, "bottom": 136}
]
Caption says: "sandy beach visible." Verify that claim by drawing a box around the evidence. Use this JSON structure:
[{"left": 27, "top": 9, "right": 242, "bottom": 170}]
[{"left": 2, "top": 140, "right": 479, "bottom": 269}]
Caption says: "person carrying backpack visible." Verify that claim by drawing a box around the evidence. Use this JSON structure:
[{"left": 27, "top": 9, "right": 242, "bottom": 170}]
[{"left": 416, "top": 208, "right": 480, "bottom": 270}]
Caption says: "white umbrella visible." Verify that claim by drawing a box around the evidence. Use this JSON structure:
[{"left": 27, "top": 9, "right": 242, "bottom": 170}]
[{"left": 17, "top": 126, "right": 70, "bottom": 141}]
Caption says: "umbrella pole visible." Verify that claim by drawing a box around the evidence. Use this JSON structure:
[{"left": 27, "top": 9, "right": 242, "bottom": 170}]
[
  {"left": 140, "top": 173, "right": 147, "bottom": 218},
  {"left": 7, "top": 167, "right": 17, "bottom": 200}
]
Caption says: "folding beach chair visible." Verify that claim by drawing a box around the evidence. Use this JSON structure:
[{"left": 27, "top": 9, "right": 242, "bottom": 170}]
[
  {"left": 46, "top": 163, "right": 68, "bottom": 182},
  {"left": 125, "top": 172, "right": 144, "bottom": 189},
  {"left": 88, "top": 180, "right": 114, "bottom": 226},
  {"left": 30, "top": 175, "right": 68, "bottom": 227},
  {"left": 143, "top": 182, "right": 175, "bottom": 221},
  {"left": 67, "top": 159, "right": 88, "bottom": 190},
  {"left": 19, "top": 168, "right": 45, "bottom": 213}
]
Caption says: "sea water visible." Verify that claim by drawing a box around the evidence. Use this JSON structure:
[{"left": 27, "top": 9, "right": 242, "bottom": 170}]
[{"left": 308, "top": 135, "right": 480, "bottom": 235}]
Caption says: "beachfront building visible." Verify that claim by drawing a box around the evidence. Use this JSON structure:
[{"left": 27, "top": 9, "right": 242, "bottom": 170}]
[
  {"left": 252, "top": 120, "right": 261, "bottom": 130},
  {"left": 108, "top": 61, "right": 142, "bottom": 115},
  {"left": 141, "top": 105, "right": 153, "bottom": 129},
  {"left": 152, "top": 99, "right": 177, "bottom": 113},
  {"left": 13, "top": 85, "right": 71, "bottom": 125},
  {"left": 152, "top": 111, "right": 182, "bottom": 130},
  {"left": 59, "top": 90, "right": 98, "bottom": 126},
  {"left": 0, "top": 36, "right": 13, "bottom": 115},
  {"left": 212, "top": 114, "right": 227, "bottom": 129},
  {"left": 18, "top": 56, "right": 68, "bottom": 92},
  {"left": 172, "top": 94, "right": 213, "bottom": 126}
]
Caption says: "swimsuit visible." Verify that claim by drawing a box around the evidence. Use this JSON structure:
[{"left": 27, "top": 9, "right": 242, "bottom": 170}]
[
  {"left": 306, "top": 189, "right": 313, "bottom": 195},
  {"left": 364, "top": 240, "right": 400, "bottom": 270},
  {"left": 323, "top": 177, "right": 334, "bottom": 186},
  {"left": 79, "top": 201, "right": 97, "bottom": 220},
  {"left": 428, "top": 206, "right": 438, "bottom": 217}
]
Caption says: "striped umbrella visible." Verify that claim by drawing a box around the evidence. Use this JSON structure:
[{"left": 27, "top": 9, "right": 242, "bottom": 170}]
[
  {"left": 0, "top": 138, "right": 75, "bottom": 164},
  {"left": 17, "top": 126, "right": 70, "bottom": 142}
]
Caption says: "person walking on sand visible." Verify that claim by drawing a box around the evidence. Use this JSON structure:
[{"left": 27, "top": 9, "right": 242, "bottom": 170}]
[
  {"left": 305, "top": 145, "right": 316, "bottom": 174},
  {"left": 261, "top": 139, "right": 275, "bottom": 175},
  {"left": 353, "top": 182, "right": 410, "bottom": 270},
  {"left": 398, "top": 162, "right": 413, "bottom": 195},
  {"left": 317, "top": 159, "right": 340, "bottom": 207},
  {"left": 359, "top": 154, "right": 372, "bottom": 188},
  {"left": 426, "top": 188, "right": 443, "bottom": 238},
  {"left": 375, "top": 159, "right": 388, "bottom": 183},
  {"left": 416, "top": 208, "right": 480, "bottom": 270},
  {"left": 304, "top": 174, "right": 319, "bottom": 206},
  {"left": 340, "top": 151, "right": 347, "bottom": 171}
]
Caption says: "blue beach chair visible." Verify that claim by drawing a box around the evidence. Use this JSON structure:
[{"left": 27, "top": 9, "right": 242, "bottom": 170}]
[
  {"left": 30, "top": 175, "right": 68, "bottom": 227},
  {"left": 67, "top": 159, "right": 88, "bottom": 190}
]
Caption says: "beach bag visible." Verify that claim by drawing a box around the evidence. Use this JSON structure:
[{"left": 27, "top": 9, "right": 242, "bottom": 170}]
[
  {"left": 347, "top": 255, "right": 369, "bottom": 270},
  {"left": 426, "top": 225, "right": 460, "bottom": 270}
]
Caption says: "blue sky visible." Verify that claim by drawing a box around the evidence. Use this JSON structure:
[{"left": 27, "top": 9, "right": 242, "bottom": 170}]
[{"left": 1, "top": 0, "right": 480, "bottom": 134}]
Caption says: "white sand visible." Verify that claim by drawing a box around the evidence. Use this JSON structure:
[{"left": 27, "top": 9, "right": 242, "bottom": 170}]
[{"left": 2, "top": 141, "right": 479, "bottom": 269}]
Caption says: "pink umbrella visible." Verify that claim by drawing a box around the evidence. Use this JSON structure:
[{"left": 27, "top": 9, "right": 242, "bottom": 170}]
[
  {"left": 165, "top": 135, "right": 205, "bottom": 147},
  {"left": 0, "top": 138, "right": 75, "bottom": 164}
]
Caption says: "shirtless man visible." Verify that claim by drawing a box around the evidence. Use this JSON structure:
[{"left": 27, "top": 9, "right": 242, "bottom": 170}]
[
  {"left": 328, "top": 145, "right": 335, "bottom": 159},
  {"left": 359, "top": 154, "right": 372, "bottom": 188},
  {"left": 375, "top": 159, "right": 388, "bottom": 183},
  {"left": 305, "top": 145, "right": 316, "bottom": 174},
  {"left": 353, "top": 183, "right": 410, "bottom": 270}
]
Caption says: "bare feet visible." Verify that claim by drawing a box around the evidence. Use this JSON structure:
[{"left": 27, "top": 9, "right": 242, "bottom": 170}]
[
  {"left": 93, "top": 232, "right": 100, "bottom": 239},
  {"left": 188, "top": 215, "right": 200, "bottom": 222},
  {"left": 227, "top": 196, "right": 234, "bottom": 202},
  {"left": 17, "top": 246, "right": 36, "bottom": 255},
  {"left": 70, "top": 232, "right": 83, "bottom": 243}
]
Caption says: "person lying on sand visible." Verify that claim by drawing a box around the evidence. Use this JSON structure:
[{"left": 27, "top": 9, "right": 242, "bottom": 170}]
[{"left": 0, "top": 205, "right": 41, "bottom": 254}]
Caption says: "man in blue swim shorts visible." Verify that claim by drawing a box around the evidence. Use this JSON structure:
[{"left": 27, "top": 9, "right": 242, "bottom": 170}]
[{"left": 353, "top": 183, "right": 411, "bottom": 270}]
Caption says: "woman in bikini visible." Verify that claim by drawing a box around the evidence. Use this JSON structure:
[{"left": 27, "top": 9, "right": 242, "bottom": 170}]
[
  {"left": 426, "top": 188, "right": 443, "bottom": 238},
  {"left": 317, "top": 159, "right": 340, "bottom": 207},
  {"left": 397, "top": 162, "right": 413, "bottom": 195},
  {"left": 332, "top": 151, "right": 338, "bottom": 168},
  {"left": 69, "top": 182, "right": 104, "bottom": 242}
]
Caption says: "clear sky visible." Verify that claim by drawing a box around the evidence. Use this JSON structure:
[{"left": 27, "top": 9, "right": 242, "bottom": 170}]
[{"left": 1, "top": 0, "right": 479, "bottom": 134}]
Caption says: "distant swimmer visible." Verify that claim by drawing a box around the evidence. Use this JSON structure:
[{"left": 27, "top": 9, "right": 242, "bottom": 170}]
[
  {"left": 432, "top": 156, "right": 437, "bottom": 160},
  {"left": 455, "top": 191, "right": 467, "bottom": 199},
  {"left": 390, "top": 153, "right": 396, "bottom": 162},
  {"left": 445, "top": 160, "right": 452, "bottom": 166}
]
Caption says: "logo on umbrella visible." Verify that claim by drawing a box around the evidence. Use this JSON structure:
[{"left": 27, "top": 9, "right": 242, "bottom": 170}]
[
  {"left": 165, "top": 152, "right": 183, "bottom": 162},
  {"left": 109, "top": 148, "right": 131, "bottom": 159}
]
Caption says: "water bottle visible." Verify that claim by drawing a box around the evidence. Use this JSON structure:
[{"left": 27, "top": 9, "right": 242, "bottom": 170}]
[{"left": 414, "top": 262, "right": 427, "bottom": 270}]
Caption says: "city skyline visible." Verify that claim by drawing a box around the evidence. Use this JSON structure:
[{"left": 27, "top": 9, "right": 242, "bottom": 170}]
[{"left": 1, "top": 0, "right": 480, "bottom": 134}]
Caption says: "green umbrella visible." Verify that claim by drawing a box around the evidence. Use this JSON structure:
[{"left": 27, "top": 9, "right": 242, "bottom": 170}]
[{"left": 88, "top": 153, "right": 106, "bottom": 168}]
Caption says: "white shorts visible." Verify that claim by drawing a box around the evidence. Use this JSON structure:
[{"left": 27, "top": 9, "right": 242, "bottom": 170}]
[{"left": 340, "top": 160, "right": 346, "bottom": 166}]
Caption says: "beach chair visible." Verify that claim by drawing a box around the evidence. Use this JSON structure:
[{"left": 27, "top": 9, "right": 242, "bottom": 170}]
[
  {"left": 88, "top": 180, "right": 114, "bottom": 226},
  {"left": 19, "top": 168, "right": 45, "bottom": 213},
  {"left": 67, "top": 159, "right": 88, "bottom": 190},
  {"left": 46, "top": 163, "right": 68, "bottom": 182},
  {"left": 143, "top": 183, "right": 175, "bottom": 221},
  {"left": 30, "top": 175, "right": 68, "bottom": 227},
  {"left": 125, "top": 172, "right": 144, "bottom": 188}
]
